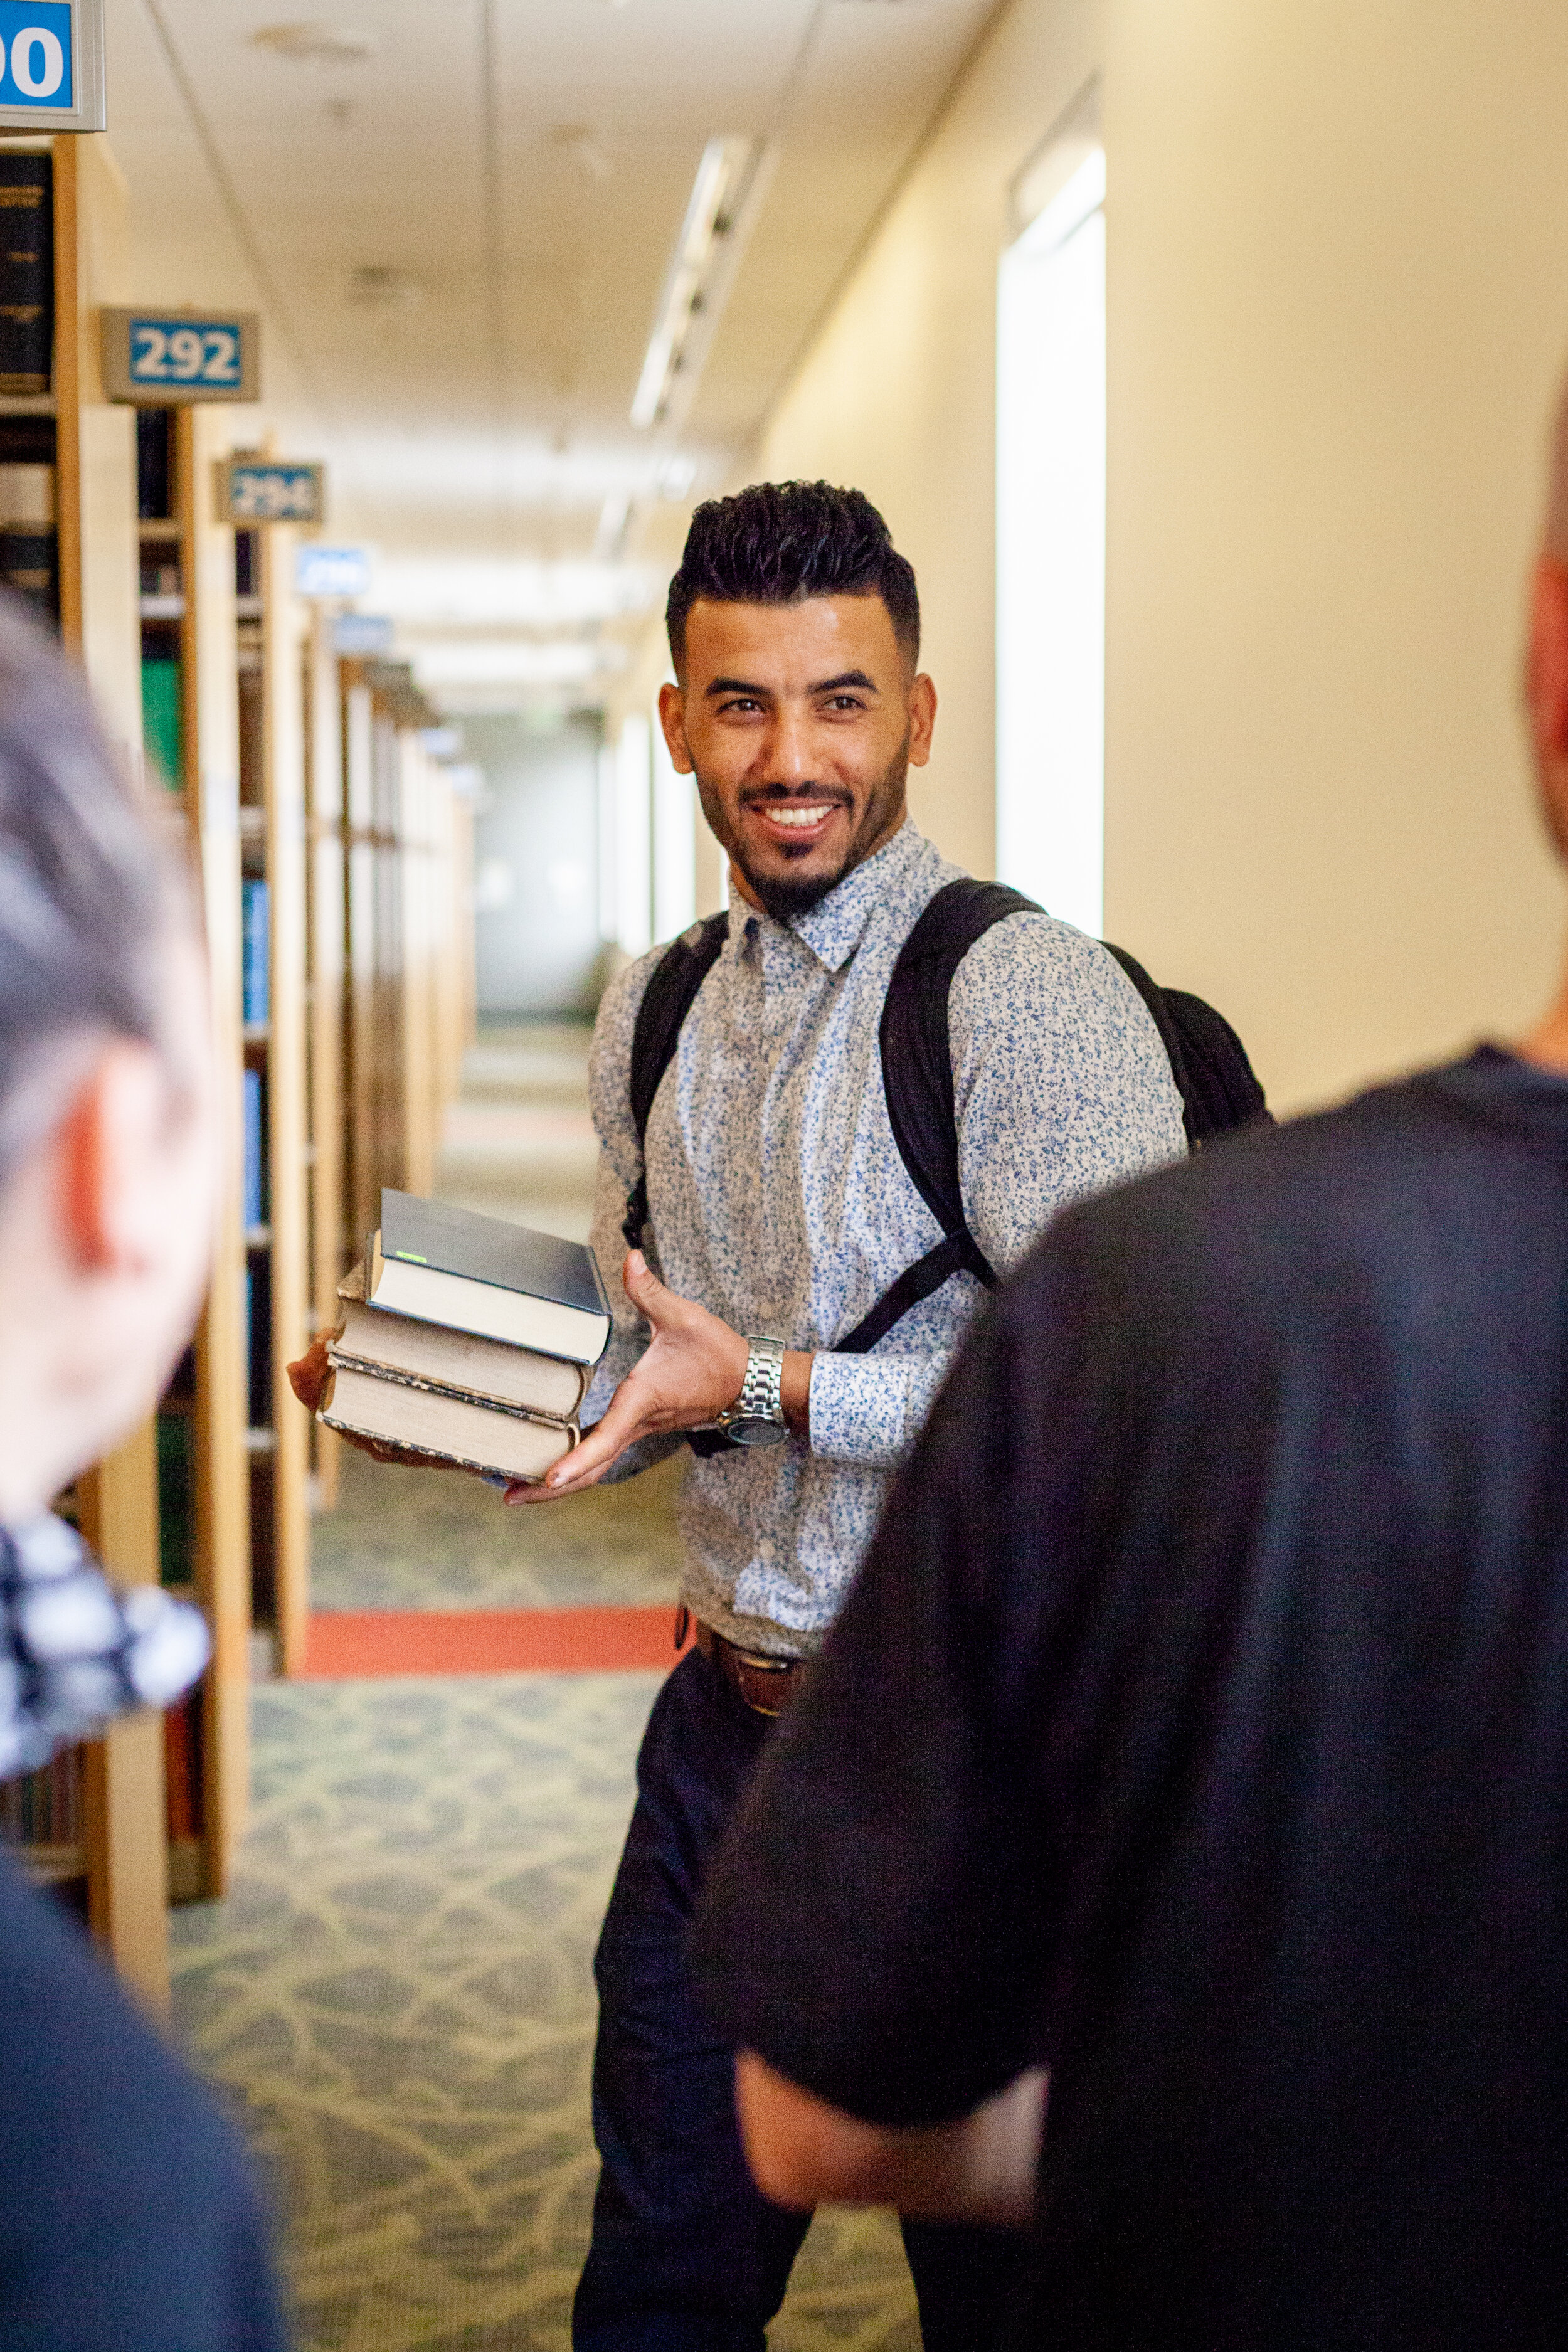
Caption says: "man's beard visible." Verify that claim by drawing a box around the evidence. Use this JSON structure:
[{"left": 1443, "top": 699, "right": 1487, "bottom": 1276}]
[{"left": 719, "top": 743, "right": 909, "bottom": 925}]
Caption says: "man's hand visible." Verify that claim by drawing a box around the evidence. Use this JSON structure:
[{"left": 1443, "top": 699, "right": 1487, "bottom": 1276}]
[
  {"left": 734, "top": 2053, "right": 1046, "bottom": 2228},
  {"left": 285, "top": 1334, "right": 437, "bottom": 1470},
  {"left": 509, "top": 1250, "right": 811, "bottom": 1504}
]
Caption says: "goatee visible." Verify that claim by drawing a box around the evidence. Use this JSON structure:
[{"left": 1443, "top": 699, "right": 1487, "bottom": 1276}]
[{"left": 739, "top": 864, "right": 842, "bottom": 923}]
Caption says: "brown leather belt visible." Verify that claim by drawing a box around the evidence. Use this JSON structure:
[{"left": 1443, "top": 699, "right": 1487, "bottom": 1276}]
[{"left": 693, "top": 1618, "right": 807, "bottom": 1717}]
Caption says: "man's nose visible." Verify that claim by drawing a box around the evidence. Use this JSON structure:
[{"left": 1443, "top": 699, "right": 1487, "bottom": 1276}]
[{"left": 761, "top": 706, "right": 813, "bottom": 785}]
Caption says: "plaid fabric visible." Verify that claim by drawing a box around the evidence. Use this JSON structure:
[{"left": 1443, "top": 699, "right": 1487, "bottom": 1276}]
[{"left": 0, "top": 1513, "right": 208, "bottom": 1778}]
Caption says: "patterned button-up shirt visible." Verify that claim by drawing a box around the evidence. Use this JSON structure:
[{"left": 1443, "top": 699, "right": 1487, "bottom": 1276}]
[{"left": 584, "top": 819, "right": 1185, "bottom": 1656}]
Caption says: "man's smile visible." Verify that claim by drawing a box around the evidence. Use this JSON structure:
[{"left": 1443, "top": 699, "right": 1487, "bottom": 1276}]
[{"left": 741, "top": 796, "right": 850, "bottom": 856}]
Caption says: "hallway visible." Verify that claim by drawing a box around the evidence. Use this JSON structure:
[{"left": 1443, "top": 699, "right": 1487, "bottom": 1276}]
[{"left": 171, "top": 1024, "right": 919, "bottom": 2351}]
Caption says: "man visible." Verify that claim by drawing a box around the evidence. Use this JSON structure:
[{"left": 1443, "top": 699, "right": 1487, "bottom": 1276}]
[
  {"left": 518, "top": 480, "right": 1185, "bottom": 2348},
  {"left": 687, "top": 405, "right": 1568, "bottom": 2348},
  {"left": 0, "top": 599, "right": 287, "bottom": 2348}
]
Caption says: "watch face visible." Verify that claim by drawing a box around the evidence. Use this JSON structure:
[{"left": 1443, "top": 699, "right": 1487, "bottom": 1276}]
[{"left": 727, "top": 1416, "right": 788, "bottom": 1448}]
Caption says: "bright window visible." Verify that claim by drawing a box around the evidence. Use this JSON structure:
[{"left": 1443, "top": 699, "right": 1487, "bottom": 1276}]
[{"left": 996, "top": 144, "right": 1106, "bottom": 936}]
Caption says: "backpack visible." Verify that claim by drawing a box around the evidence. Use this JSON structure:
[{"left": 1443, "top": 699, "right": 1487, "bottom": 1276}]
[{"left": 622, "top": 879, "right": 1268, "bottom": 1397}]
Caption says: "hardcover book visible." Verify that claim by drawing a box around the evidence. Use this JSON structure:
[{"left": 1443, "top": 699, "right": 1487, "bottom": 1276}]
[
  {"left": 331, "top": 1283, "right": 588, "bottom": 1424},
  {"left": 367, "top": 1190, "right": 611, "bottom": 1364},
  {"left": 0, "top": 153, "right": 51, "bottom": 396},
  {"left": 319, "top": 1364, "right": 578, "bottom": 1485}
]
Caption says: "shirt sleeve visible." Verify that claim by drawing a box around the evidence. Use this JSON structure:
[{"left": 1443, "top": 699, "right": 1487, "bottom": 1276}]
[
  {"left": 804, "top": 915, "right": 1186, "bottom": 1472},
  {"left": 691, "top": 1244, "right": 1094, "bottom": 2126},
  {"left": 580, "top": 951, "right": 685, "bottom": 1483}
]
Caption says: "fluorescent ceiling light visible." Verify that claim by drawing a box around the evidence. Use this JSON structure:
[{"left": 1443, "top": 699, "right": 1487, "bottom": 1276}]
[
  {"left": 368, "top": 557, "right": 657, "bottom": 627},
  {"left": 631, "top": 135, "right": 760, "bottom": 431}
]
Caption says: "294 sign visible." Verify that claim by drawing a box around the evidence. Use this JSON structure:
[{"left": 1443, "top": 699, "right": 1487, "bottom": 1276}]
[{"left": 100, "top": 308, "right": 260, "bottom": 406}]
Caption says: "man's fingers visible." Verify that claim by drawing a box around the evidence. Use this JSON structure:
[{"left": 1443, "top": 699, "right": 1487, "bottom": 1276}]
[
  {"left": 287, "top": 1337, "right": 331, "bottom": 1412},
  {"left": 622, "top": 1247, "right": 677, "bottom": 1324}
]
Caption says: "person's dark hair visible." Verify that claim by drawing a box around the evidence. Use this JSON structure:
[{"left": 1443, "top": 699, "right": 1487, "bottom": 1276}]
[
  {"left": 665, "top": 481, "right": 920, "bottom": 673},
  {"left": 0, "top": 595, "right": 176, "bottom": 1178}
]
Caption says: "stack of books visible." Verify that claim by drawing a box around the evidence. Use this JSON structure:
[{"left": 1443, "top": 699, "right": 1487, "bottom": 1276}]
[{"left": 317, "top": 1189, "right": 611, "bottom": 1485}]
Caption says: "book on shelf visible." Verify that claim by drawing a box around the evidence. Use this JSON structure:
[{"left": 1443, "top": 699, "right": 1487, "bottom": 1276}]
[
  {"left": 366, "top": 1189, "right": 611, "bottom": 1362},
  {"left": 319, "top": 1361, "right": 580, "bottom": 1485},
  {"left": 241, "top": 880, "right": 269, "bottom": 1024},
  {"left": 242, "top": 1066, "right": 265, "bottom": 1229},
  {"left": 164, "top": 1691, "right": 203, "bottom": 1845},
  {"left": 0, "top": 447, "right": 57, "bottom": 628},
  {"left": 141, "top": 655, "right": 182, "bottom": 789},
  {"left": 0, "top": 151, "right": 51, "bottom": 396},
  {"left": 137, "top": 408, "right": 173, "bottom": 522},
  {"left": 0, "top": 1742, "right": 82, "bottom": 1854}
]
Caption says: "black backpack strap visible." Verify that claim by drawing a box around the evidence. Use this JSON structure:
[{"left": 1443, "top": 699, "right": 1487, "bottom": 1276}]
[
  {"left": 835, "top": 879, "right": 1042, "bottom": 1356},
  {"left": 622, "top": 912, "right": 729, "bottom": 1251}
]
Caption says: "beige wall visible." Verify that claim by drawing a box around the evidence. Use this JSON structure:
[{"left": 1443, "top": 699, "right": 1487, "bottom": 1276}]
[
  {"left": 756, "top": 0, "right": 1102, "bottom": 887},
  {"left": 744, "top": 0, "right": 1568, "bottom": 1111},
  {"left": 1105, "top": 0, "right": 1567, "bottom": 1108}
]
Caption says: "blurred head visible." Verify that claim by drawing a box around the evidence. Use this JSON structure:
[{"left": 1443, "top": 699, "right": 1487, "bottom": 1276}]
[
  {"left": 0, "top": 599, "right": 216, "bottom": 1519},
  {"left": 660, "top": 482, "right": 935, "bottom": 922}
]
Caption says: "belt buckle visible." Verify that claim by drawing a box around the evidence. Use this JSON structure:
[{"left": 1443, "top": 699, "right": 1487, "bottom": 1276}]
[{"left": 730, "top": 1643, "right": 795, "bottom": 1719}]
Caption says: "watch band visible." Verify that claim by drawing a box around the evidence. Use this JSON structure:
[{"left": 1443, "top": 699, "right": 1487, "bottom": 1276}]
[{"left": 717, "top": 1335, "right": 787, "bottom": 1435}]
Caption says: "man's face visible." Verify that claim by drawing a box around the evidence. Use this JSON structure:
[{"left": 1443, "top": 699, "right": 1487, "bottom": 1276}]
[{"left": 659, "top": 595, "right": 936, "bottom": 921}]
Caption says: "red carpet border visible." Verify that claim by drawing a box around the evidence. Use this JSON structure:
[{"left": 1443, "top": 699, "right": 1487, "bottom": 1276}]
[{"left": 300, "top": 1606, "right": 694, "bottom": 1680}]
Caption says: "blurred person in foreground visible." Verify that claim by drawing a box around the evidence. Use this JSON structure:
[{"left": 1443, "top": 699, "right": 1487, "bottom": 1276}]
[
  {"left": 689, "top": 388, "right": 1568, "bottom": 2349},
  {"left": 0, "top": 599, "right": 287, "bottom": 2348}
]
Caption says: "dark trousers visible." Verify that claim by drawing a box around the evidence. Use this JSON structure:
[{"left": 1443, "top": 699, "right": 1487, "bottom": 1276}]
[{"left": 573, "top": 1646, "right": 1026, "bottom": 2350}]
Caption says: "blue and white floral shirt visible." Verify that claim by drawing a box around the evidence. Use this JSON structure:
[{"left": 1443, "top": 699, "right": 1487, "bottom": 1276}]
[{"left": 584, "top": 819, "right": 1185, "bottom": 1656}]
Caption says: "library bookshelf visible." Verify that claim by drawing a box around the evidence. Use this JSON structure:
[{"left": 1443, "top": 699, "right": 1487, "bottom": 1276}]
[
  {"left": 0, "top": 132, "right": 174, "bottom": 2008},
  {"left": 338, "top": 660, "right": 474, "bottom": 1272}
]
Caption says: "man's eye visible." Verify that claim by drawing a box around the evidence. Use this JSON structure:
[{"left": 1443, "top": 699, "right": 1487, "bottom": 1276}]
[
  {"left": 826, "top": 696, "right": 864, "bottom": 712},
  {"left": 721, "top": 698, "right": 761, "bottom": 714}
]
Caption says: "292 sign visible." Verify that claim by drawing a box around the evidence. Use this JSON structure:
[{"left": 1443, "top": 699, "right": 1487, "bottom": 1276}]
[
  {"left": 100, "top": 307, "right": 260, "bottom": 406},
  {"left": 131, "top": 320, "right": 240, "bottom": 389}
]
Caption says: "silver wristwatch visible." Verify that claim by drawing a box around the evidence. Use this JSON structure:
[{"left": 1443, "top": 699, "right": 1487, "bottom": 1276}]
[{"left": 714, "top": 1335, "right": 789, "bottom": 1448}]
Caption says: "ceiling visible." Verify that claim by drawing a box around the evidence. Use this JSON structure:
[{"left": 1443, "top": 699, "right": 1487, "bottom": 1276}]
[{"left": 103, "top": 0, "right": 1000, "bottom": 709}]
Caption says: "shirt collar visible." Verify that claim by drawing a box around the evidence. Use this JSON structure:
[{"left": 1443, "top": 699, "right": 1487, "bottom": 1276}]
[{"left": 743, "top": 819, "right": 931, "bottom": 973}]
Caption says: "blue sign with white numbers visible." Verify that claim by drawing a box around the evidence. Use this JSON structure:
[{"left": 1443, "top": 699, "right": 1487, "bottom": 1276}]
[
  {"left": 129, "top": 318, "right": 242, "bottom": 391},
  {"left": 221, "top": 460, "right": 324, "bottom": 524},
  {"left": 0, "top": 3, "right": 70, "bottom": 107},
  {"left": 100, "top": 308, "right": 260, "bottom": 405}
]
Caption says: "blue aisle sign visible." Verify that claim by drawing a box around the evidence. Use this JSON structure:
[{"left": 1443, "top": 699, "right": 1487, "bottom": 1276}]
[
  {"left": 219, "top": 458, "right": 324, "bottom": 525},
  {"left": 0, "top": 0, "right": 102, "bottom": 132},
  {"left": 295, "top": 545, "right": 371, "bottom": 599},
  {"left": 100, "top": 308, "right": 260, "bottom": 405},
  {"left": 333, "top": 613, "right": 395, "bottom": 655}
]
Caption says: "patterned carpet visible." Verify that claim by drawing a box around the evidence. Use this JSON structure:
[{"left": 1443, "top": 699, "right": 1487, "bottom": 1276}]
[
  {"left": 311, "top": 1447, "right": 686, "bottom": 1615},
  {"left": 168, "top": 1023, "right": 918, "bottom": 2348},
  {"left": 170, "top": 1675, "right": 919, "bottom": 2351}
]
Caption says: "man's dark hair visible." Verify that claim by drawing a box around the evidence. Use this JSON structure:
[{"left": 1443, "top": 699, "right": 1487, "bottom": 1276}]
[
  {"left": 665, "top": 481, "right": 920, "bottom": 673},
  {"left": 0, "top": 595, "right": 175, "bottom": 1177}
]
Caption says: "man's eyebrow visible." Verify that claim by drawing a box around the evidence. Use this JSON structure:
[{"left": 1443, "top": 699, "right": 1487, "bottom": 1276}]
[
  {"left": 704, "top": 675, "right": 771, "bottom": 699},
  {"left": 811, "top": 670, "right": 879, "bottom": 696}
]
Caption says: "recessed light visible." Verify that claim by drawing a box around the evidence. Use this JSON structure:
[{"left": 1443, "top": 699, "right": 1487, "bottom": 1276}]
[
  {"left": 346, "top": 265, "right": 424, "bottom": 311},
  {"left": 250, "top": 23, "right": 376, "bottom": 63}
]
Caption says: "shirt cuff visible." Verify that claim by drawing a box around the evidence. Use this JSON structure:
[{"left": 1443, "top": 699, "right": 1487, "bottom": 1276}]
[{"left": 807, "top": 1350, "right": 951, "bottom": 1470}]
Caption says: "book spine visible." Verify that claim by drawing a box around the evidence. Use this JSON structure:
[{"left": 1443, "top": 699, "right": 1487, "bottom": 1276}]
[
  {"left": 0, "top": 154, "right": 52, "bottom": 396},
  {"left": 242, "top": 1066, "right": 265, "bottom": 1229},
  {"left": 140, "top": 655, "right": 182, "bottom": 790},
  {"left": 241, "top": 881, "right": 270, "bottom": 1024}
]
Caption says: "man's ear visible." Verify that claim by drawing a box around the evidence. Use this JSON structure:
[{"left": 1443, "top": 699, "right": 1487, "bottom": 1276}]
[
  {"left": 56, "top": 1044, "right": 164, "bottom": 1274},
  {"left": 907, "top": 672, "right": 937, "bottom": 770},
  {"left": 658, "top": 679, "right": 693, "bottom": 776},
  {"left": 1528, "top": 559, "right": 1568, "bottom": 763}
]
